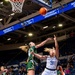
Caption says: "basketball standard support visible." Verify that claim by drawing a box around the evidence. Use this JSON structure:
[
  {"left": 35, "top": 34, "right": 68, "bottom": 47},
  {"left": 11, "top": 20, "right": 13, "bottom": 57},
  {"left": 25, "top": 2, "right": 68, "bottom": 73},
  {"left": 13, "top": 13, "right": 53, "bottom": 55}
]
[
  {"left": 4, "top": 16, "right": 13, "bottom": 25},
  {"left": 0, "top": 0, "right": 74, "bottom": 36},
  {"left": 60, "top": 13, "right": 75, "bottom": 22}
]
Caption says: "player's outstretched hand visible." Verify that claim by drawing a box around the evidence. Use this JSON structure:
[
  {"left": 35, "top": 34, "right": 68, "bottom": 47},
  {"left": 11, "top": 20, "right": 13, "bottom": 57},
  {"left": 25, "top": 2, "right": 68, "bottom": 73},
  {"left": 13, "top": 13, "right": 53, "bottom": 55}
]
[
  {"left": 47, "top": 37, "right": 53, "bottom": 41},
  {"left": 54, "top": 35, "right": 57, "bottom": 40}
]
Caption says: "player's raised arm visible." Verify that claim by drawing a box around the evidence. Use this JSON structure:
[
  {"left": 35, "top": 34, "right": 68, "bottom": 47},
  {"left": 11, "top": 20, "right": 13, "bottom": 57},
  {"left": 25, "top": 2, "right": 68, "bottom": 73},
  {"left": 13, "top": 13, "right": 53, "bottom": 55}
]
[
  {"left": 35, "top": 38, "right": 52, "bottom": 48},
  {"left": 59, "top": 66, "right": 65, "bottom": 75},
  {"left": 54, "top": 35, "right": 59, "bottom": 59},
  {"left": 31, "top": 51, "right": 47, "bottom": 60}
]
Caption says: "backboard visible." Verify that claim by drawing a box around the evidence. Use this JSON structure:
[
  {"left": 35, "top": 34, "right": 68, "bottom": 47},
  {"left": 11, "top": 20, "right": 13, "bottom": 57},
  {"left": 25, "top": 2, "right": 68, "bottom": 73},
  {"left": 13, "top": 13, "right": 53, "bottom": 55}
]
[{"left": 33, "top": 0, "right": 52, "bottom": 8}]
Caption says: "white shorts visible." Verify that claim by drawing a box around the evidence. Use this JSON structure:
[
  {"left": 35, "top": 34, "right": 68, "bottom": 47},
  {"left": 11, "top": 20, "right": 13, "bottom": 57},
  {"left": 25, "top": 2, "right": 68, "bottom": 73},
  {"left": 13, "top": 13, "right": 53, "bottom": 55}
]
[{"left": 41, "top": 68, "right": 57, "bottom": 75}]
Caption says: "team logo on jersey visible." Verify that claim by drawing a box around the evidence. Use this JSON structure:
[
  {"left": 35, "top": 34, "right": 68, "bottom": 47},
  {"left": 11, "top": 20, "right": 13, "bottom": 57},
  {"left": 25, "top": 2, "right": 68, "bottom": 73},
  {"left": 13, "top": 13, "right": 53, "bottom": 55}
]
[{"left": 50, "top": 61, "right": 55, "bottom": 65}]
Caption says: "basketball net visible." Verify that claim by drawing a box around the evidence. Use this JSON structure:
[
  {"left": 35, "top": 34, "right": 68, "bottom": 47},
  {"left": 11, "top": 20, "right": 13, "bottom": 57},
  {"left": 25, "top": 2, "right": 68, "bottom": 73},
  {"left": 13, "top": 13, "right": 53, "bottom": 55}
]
[{"left": 9, "top": 0, "right": 25, "bottom": 13}]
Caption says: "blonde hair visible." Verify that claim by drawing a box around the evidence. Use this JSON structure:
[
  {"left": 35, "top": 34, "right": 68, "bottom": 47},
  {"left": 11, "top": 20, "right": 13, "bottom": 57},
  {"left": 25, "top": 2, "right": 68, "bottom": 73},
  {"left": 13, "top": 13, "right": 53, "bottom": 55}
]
[
  {"left": 44, "top": 48, "right": 51, "bottom": 52},
  {"left": 44, "top": 47, "right": 55, "bottom": 52},
  {"left": 19, "top": 45, "right": 29, "bottom": 53}
]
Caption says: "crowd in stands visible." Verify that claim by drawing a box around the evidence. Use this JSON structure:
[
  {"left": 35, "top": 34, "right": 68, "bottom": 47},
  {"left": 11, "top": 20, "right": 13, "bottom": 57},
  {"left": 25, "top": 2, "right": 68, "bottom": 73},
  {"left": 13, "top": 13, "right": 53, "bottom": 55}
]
[
  {"left": 0, "top": 53, "right": 75, "bottom": 75},
  {"left": 59, "top": 54, "right": 75, "bottom": 75}
]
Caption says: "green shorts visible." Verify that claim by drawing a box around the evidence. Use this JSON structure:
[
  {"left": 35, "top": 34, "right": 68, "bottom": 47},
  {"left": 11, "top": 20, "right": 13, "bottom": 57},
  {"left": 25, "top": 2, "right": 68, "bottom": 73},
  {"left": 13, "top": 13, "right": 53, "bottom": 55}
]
[{"left": 27, "top": 60, "right": 35, "bottom": 71}]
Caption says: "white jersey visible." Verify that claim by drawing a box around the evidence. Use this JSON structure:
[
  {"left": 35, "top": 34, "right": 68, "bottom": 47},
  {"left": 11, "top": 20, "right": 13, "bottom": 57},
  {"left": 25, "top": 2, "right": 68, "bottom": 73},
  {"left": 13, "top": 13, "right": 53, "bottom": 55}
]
[{"left": 46, "top": 56, "right": 58, "bottom": 69}]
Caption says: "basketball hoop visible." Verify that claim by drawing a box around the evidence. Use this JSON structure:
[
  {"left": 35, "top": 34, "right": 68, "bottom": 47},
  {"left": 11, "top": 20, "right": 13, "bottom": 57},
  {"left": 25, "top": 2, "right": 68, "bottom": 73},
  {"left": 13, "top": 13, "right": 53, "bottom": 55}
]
[{"left": 9, "top": 0, "right": 25, "bottom": 13}]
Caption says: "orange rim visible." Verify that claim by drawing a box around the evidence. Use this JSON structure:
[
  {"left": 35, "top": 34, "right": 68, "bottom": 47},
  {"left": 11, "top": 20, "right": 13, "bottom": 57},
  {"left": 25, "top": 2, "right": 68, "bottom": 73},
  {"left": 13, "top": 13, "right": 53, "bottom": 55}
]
[{"left": 10, "top": 0, "right": 25, "bottom": 2}]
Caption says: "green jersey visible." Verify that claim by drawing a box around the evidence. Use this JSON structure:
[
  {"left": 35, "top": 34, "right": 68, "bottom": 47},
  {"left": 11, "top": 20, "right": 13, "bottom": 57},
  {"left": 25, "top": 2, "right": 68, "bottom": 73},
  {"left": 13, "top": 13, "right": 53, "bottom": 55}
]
[
  {"left": 27, "top": 46, "right": 37, "bottom": 71},
  {"left": 28, "top": 46, "right": 37, "bottom": 61},
  {"left": 57, "top": 70, "right": 61, "bottom": 75}
]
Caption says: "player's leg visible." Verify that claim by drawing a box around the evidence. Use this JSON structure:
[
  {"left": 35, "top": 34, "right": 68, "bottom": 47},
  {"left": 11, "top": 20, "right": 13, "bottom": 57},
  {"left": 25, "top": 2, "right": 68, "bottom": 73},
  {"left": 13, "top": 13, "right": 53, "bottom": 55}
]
[
  {"left": 27, "top": 70, "right": 35, "bottom": 75},
  {"left": 53, "top": 70, "right": 57, "bottom": 75},
  {"left": 41, "top": 69, "right": 50, "bottom": 75},
  {"left": 27, "top": 61, "right": 35, "bottom": 75}
]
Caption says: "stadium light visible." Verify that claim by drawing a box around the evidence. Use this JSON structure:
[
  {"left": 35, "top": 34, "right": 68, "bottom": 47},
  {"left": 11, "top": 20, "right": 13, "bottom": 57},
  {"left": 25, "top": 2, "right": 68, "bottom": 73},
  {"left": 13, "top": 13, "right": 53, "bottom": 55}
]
[
  {"left": 28, "top": 33, "right": 33, "bottom": 37},
  {"left": 0, "top": 19, "right": 3, "bottom": 21},
  {"left": 0, "top": 2, "right": 3, "bottom": 5},
  {"left": 9, "top": 13, "right": 15, "bottom": 16},
  {"left": 58, "top": 24, "right": 63, "bottom": 27},
  {"left": 11, "top": 13, "right": 15, "bottom": 16},
  {"left": 43, "top": 26, "right": 48, "bottom": 29},
  {"left": 53, "top": 26, "right": 56, "bottom": 28},
  {"left": 7, "top": 38, "right": 11, "bottom": 41},
  {"left": 5, "top": 0, "right": 9, "bottom": 2}
]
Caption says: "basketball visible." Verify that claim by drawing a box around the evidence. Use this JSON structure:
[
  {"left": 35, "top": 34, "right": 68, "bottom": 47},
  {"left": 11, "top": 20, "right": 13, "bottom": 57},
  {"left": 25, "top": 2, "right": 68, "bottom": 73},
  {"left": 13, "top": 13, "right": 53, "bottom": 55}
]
[{"left": 39, "top": 7, "right": 47, "bottom": 15}]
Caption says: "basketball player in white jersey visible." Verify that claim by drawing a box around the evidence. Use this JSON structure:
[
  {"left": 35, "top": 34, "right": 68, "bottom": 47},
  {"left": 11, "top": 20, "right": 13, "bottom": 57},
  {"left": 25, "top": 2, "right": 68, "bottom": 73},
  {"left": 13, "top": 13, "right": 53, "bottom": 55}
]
[{"left": 31, "top": 35, "right": 59, "bottom": 75}]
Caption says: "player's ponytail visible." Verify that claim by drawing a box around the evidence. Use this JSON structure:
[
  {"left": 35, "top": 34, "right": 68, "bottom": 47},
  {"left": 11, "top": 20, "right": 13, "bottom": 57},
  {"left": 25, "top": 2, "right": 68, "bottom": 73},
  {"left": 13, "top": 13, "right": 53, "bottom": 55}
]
[
  {"left": 44, "top": 48, "right": 51, "bottom": 52},
  {"left": 19, "top": 44, "right": 29, "bottom": 53}
]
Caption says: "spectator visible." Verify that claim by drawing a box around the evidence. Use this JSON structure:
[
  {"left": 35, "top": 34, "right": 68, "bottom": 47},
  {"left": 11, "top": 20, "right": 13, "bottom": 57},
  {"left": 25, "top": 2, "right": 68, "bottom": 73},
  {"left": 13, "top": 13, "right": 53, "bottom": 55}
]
[
  {"left": 64, "top": 65, "right": 70, "bottom": 75},
  {"left": 57, "top": 66, "right": 65, "bottom": 75},
  {"left": 0, "top": 66, "right": 8, "bottom": 75},
  {"left": 8, "top": 66, "right": 15, "bottom": 75},
  {"left": 18, "top": 66, "right": 26, "bottom": 75}
]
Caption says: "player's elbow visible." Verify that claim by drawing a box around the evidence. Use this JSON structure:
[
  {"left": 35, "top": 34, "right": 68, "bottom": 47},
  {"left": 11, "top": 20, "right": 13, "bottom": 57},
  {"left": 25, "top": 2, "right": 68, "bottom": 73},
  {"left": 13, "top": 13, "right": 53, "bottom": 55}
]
[
  {"left": 40, "top": 56, "right": 46, "bottom": 60},
  {"left": 39, "top": 56, "right": 43, "bottom": 60}
]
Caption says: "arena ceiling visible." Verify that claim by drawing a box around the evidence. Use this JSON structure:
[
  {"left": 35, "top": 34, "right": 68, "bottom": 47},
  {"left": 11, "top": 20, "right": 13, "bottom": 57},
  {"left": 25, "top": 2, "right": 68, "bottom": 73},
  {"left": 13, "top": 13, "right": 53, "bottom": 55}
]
[{"left": 0, "top": 0, "right": 75, "bottom": 51}]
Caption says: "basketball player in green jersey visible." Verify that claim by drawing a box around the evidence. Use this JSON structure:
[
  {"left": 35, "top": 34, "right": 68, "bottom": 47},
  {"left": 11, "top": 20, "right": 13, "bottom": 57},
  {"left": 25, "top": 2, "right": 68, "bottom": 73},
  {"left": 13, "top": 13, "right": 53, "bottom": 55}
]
[
  {"left": 20, "top": 38, "right": 52, "bottom": 75},
  {"left": 57, "top": 66, "right": 65, "bottom": 75},
  {"left": 27, "top": 38, "right": 52, "bottom": 75}
]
